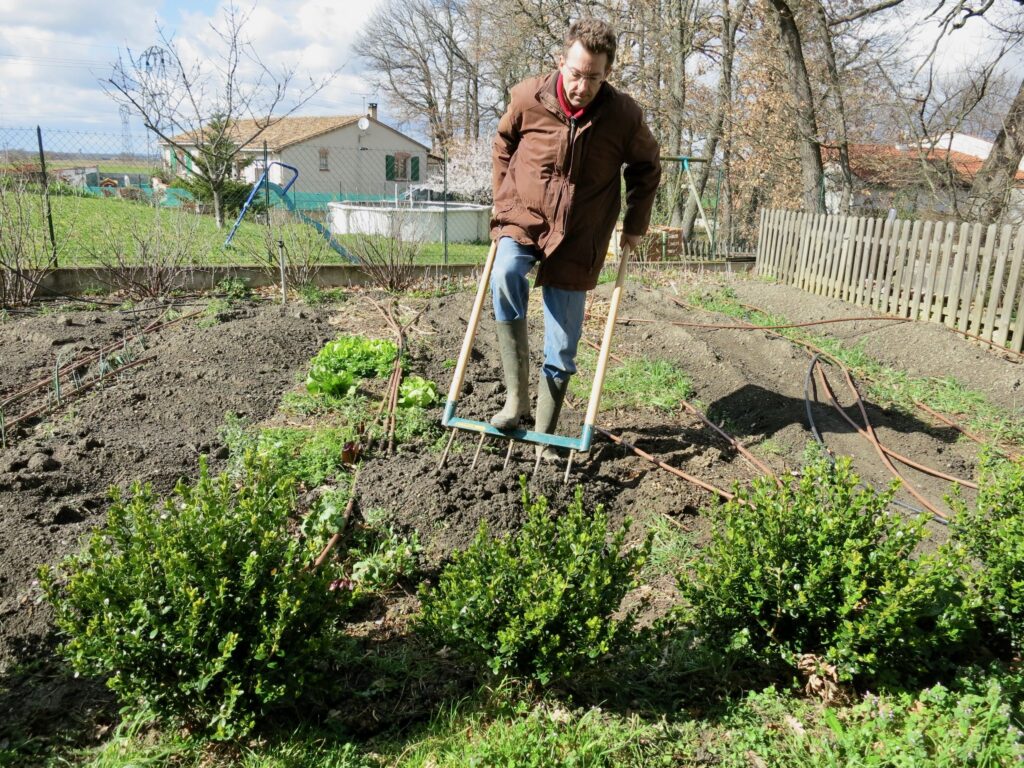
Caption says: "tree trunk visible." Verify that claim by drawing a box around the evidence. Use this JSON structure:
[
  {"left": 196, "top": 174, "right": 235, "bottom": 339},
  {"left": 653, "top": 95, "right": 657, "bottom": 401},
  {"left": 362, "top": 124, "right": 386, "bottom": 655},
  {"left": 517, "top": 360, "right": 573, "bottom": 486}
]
[
  {"left": 766, "top": 0, "right": 825, "bottom": 213},
  {"left": 966, "top": 76, "right": 1024, "bottom": 225},
  {"left": 812, "top": 0, "right": 854, "bottom": 213},
  {"left": 681, "top": 0, "right": 748, "bottom": 241},
  {"left": 212, "top": 189, "right": 225, "bottom": 229}
]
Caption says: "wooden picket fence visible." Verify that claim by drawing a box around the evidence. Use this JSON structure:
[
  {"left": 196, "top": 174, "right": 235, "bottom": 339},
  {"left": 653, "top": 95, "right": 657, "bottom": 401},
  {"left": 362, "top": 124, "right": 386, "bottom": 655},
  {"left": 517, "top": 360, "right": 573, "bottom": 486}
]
[{"left": 755, "top": 209, "right": 1024, "bottom": 352}]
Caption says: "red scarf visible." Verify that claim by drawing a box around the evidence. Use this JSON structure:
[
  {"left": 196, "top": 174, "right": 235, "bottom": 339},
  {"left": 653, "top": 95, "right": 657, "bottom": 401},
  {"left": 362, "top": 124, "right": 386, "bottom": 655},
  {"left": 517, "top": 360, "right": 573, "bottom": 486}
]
[{"left": 556, "top": 73, "right": 587, "bottom": 120}]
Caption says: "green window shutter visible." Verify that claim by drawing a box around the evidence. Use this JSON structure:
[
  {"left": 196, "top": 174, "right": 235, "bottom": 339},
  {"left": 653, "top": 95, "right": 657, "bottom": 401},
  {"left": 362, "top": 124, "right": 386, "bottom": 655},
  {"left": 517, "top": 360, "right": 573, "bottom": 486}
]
[
  {"left": 385, "top": 154, "right": 395, "bottom": 181},
  {"left": 170, "top": 151, "right": 177, "bottom": 172},
  {"left": 411, "top": 156, "right": 420, "bottom": 182},
  {"left": 185, "top": 153, "right": 193, "bottom": 171}
]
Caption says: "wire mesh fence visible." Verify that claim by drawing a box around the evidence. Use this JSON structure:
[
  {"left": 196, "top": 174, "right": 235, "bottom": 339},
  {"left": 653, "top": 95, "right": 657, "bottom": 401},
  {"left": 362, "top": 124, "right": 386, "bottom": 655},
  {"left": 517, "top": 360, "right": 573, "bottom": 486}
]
[{"left": 0, "top": 124, "right": 742, "bottom": 307}]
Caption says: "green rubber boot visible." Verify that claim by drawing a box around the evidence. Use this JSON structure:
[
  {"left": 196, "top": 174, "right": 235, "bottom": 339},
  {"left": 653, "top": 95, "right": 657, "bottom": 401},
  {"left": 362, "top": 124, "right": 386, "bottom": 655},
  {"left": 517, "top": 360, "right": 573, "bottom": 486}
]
[
  {"left": 490, "top": 319, "right": 531, "bottom": 430},
  {"left": 534, "top": 374, "right": 569, "bottom": 462}
]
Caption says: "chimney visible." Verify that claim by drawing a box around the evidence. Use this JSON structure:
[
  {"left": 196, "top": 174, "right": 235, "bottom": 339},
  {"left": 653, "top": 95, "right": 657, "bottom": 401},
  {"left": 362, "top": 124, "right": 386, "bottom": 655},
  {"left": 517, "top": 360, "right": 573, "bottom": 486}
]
[{"left": 367, "top": 103, "right": 378, "bottom": 120}]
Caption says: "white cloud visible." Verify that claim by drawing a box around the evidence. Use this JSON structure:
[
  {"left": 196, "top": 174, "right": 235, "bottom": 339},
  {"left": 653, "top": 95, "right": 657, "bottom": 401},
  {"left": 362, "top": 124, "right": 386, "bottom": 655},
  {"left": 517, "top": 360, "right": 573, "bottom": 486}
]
[{"left": 0, "top": 0, "right": 385, "bottom": 144}]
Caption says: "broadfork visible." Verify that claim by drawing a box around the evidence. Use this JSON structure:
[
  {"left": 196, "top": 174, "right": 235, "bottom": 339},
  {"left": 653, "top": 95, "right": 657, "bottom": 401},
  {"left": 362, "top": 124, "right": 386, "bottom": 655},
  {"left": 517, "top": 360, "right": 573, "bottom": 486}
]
[{"left": 439, "top": 241, "right": 633, "bottom": 482}]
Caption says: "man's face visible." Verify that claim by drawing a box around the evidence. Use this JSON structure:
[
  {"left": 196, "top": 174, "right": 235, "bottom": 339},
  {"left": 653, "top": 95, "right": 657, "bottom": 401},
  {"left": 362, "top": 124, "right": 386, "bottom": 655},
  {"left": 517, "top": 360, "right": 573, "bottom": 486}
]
[{"left": 559, "top": 41, "right": 610, "bottom": 111}]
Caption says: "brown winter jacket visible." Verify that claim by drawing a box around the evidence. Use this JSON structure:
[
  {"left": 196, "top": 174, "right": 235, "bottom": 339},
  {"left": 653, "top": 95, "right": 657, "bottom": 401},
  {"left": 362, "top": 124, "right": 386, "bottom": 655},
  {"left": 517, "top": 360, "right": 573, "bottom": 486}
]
[{"left": 491, "top": 72, "right": 661, "bottom": 291}]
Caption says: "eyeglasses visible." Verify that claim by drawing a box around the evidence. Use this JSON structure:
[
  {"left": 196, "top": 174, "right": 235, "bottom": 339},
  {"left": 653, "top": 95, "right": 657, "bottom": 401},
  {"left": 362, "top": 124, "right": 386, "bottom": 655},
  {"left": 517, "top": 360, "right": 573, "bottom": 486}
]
[{"left": 564, "top": 67, "right": 604, "bottom": 83}]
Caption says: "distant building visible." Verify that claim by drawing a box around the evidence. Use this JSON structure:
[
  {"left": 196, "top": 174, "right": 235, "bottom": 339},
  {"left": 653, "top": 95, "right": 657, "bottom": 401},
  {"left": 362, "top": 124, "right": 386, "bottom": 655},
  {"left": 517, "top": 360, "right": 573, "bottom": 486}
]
[
  {"left": 824, "top": 133, "right": 1024, "bottom": 222},
  {"left": 161, "top": 107, "right": 431, "bottom": 205}
]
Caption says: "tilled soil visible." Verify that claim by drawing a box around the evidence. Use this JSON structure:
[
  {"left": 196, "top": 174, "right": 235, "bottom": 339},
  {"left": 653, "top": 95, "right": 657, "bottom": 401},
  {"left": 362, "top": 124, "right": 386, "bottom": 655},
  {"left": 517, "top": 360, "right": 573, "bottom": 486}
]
[{"left": 1, "top": 271, "right": 1022, "bottom": 742}]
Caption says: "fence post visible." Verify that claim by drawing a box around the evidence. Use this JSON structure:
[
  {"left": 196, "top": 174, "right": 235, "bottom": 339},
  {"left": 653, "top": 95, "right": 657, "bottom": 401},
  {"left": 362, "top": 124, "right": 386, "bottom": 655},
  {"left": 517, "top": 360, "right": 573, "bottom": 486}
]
[
  {"left": 442, "top": 146, "right": 449, "bottom": 266},
  {"left": 36, "top": 126, "right": 58, "bottom": 268},
  {"left": 278, "top": 239, "right": 287, "bottom": 304}
]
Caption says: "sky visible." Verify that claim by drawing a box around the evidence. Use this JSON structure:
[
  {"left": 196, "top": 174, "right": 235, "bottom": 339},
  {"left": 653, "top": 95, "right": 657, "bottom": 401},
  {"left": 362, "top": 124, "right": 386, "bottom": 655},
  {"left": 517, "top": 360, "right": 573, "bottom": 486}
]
[
  {"left": 0, "top": 0, "right": 387, "bottom": 150},
  {"left": 0, "top": 0, "right": 1018, "bottom": 154}
]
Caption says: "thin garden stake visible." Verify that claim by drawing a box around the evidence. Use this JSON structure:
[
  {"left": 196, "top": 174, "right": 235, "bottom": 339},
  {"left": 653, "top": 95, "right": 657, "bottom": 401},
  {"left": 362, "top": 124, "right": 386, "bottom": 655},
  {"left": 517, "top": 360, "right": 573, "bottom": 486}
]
[
  {"left": 278, "top": 239, "right": 287, "bottom": 304},
  {"left": 36, "top": 126, "right": 58, "bottom": 267}
]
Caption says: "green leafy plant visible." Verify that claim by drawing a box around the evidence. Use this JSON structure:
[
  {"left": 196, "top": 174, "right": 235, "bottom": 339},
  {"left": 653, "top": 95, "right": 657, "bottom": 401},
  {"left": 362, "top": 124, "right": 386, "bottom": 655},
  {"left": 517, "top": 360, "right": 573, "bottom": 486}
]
[
  {"left": 216, "top": 275, "right": 250, "bottom": 301},
  {"left": 40, "top": 455, "right": 353, "bottom": 739},
  {"left": 306, "top": 335, "right": 398, "bottom": 397},
  {"left": 678, "top": 456, "right": 973, "bottom": 684},
  {"left": 418, "top": 479, "right": 650, "bottom": 685},
  {"left": 951, "top": 450, "right": 1024, "bottom": 657},
  {"left": 398, "top": 375, "right": 438, "bottom": 408}
]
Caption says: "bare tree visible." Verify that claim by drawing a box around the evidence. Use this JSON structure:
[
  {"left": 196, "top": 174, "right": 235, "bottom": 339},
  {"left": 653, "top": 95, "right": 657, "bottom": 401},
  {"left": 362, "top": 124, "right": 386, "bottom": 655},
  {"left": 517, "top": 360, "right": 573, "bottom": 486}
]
[
  {"left": 106, "top": 3, "right": 332, "bottom": 228},
  {"left": 765, "top": 0, "right": 826, "bottom": 212},
  {"left": 966, "top": 75, "right": 1024, "bottom": 223}
]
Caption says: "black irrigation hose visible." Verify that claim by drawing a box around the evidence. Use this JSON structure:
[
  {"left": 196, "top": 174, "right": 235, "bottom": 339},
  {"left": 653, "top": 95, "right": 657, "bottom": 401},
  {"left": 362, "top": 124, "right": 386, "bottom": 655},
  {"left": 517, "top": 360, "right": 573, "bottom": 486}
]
[{"left": 802, "top": 354, "right": 946, "bottom": 526}]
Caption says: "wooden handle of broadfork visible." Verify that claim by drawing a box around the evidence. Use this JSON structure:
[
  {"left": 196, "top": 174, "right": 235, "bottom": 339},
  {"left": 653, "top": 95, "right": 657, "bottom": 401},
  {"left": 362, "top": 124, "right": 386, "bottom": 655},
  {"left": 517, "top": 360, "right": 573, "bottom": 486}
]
[
  {"left": 582, "top": 244, "right": 631, "bottom": 435},
  {"left": 443, "top": 240, "right": 498, "bottom": 420}
]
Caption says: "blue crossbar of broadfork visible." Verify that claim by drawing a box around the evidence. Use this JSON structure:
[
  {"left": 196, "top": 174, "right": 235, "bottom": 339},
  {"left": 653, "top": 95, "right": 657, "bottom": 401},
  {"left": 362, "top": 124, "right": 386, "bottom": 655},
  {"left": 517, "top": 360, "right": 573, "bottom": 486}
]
[{"left": 439, "top": 240, "right": 632, "bottom": 477}]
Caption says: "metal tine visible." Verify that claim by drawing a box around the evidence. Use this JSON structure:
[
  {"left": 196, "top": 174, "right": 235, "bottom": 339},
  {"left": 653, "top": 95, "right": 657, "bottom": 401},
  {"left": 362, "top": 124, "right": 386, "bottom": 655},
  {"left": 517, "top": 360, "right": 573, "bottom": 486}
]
[
  {"left": 470, "top": 433, "right": 487, "bottom": 470},
  {"left": 502, "top": 440, "right": 515, "bottom": 471},
  {"left": 531, "top": 450, "right": 543, "bottom": 480},
  {"left": 438, "top": 429, "right": 458, "bottom": 468},
  {"left": 563, "top": 450, "right": 575, "bottom": 484}
]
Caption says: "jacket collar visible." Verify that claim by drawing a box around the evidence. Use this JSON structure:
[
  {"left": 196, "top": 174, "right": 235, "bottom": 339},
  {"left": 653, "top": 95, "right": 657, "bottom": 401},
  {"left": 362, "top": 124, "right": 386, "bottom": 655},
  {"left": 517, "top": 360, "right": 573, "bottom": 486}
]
[{"left": 536, "top": 71, "right": 610, "bottom": 124}]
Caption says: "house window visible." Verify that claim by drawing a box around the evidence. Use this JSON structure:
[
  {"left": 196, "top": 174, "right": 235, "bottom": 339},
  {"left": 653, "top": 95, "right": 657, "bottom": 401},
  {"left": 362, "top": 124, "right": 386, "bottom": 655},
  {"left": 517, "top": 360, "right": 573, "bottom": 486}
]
[
  {"left": 386, "top": 152, "right": 410, "bottom": 181},
  {"left": 319, "top": 148, "right": 329, "bottom": 172}
]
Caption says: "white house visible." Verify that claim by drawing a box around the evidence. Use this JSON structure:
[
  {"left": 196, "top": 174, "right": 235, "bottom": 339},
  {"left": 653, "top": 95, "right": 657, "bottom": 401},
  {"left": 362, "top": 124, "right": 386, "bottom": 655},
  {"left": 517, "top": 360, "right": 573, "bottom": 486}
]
[{"left": 162, "top": 107, "right": 431, "bottom": 206}]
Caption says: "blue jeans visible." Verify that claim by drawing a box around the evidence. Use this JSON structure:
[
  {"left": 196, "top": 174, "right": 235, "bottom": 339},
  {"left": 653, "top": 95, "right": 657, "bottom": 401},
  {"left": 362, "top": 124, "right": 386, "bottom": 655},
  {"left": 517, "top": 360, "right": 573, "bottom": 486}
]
[{"left": 491, "top": 237, "right": 585, "bottom": 381}]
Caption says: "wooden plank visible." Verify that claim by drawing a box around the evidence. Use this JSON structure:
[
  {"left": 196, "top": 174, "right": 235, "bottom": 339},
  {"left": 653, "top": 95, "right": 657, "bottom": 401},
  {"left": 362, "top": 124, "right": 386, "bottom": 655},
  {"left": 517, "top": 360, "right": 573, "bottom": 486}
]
[
  {"left": 835, "top": 217, "right": 860, "bottom": 303},
  {"left": 908, "top": 219, "right": 936, "bottom": 320},
  {"left": 869, "top": 216, "right": 895, "bottom": 311},
  {"left": 895, "top": 219, "right": 922, "bottom": 317},
  {"left": 994, "top": 224, "right": 1024, "bottom": 348},
  {"left": 755, "top": 208, "right": 770, "bottom": 276},
  {"left": 819, "top": 213, "right": 844, "bottom": 296},
  {"left": 853, "top": 216, "right": 876, "bottom": 306},
  {"left": 790, "top": 211, "right": 815, "bottom": 290},
  {"left": 980, "top": 224, "right": 1013, "bottom": 342},
  {"left": 832, "top": 214, "right": 851, "bottom": 298},
  {"left": 968, "top": 224, "right": 998, "bottom": 334},
  {"left": 807, "top": 213, "right": 828, "bottom": 294},
  {"left": 778, "top": 210, "right": 799, "bottom": 281},
  {"left": 957, "top": 223, "right": 984, "bottom": 332},
  {"left": 944, "top": 223, "right": 970, "bottom": 329},
  {"left": 925, "top": 221, "right": 955, "bottom": 323},
  {"left": 803, "top": 213, "right": 826, "bottom": 293},
  {"left": 767, "top": 208, "right": 784, "bottom": 278},
  {"left": 845, "top": 216, "right": 869, "bottom": 303}
]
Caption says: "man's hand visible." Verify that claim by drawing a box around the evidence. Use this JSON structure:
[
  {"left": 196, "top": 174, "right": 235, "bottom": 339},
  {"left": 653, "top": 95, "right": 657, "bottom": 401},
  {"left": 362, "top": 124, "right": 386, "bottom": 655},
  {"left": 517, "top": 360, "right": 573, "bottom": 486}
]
[{"left": 619, "top": 232, "right": 642, "bottom": 254}]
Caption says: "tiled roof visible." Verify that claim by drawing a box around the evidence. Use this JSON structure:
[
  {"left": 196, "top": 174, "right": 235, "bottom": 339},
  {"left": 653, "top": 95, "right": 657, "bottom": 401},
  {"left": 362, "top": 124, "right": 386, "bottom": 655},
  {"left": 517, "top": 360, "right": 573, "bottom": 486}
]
[
  {"left": 169, "top": 115, "right": 363, "bottom": 151},
  {"left": 826, "top": 144, "right": 1024, "bottom": 187}
]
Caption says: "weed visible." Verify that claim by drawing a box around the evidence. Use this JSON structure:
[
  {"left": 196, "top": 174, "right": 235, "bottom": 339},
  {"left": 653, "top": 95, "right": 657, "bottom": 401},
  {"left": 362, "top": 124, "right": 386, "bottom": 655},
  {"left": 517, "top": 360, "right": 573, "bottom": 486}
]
[
  {"left": 297, "top": 283, "right": 347, "bottom": 306},
  {"left": 572, "top": 350, "right": 693, "bottom": 411},
  {"left": 690, "top": 288, "right": 1024, "bottom": 445},
  {"left": 642, "top": 516, "right": 695, "bottom": 580},
  {"left": 197, "top": 297, "right": 231, "bottom": 328},
  {"left": 216, "top": 276, "right": 250, "bottom": 301}
]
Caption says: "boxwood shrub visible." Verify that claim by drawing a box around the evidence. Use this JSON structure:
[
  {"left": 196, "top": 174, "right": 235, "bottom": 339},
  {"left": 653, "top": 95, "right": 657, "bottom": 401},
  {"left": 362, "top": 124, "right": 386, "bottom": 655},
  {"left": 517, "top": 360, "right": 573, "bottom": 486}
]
[
  {"left": 678, "top": 456, "right": 974, "bottom": 685},
  {"left": 40, "top": 455, "right": 354, "bottom": 739},
  {"left": 417, "top": 479, "right": 650, "bottom": 685}
]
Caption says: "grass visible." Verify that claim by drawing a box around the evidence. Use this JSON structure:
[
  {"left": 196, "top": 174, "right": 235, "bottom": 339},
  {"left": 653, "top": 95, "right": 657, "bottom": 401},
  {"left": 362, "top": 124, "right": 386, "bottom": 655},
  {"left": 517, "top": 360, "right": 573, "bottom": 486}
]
[
  {"left": 571, "top": 349, "right": 694, "bottom": 411},
  {"left": 63, "top": 671, "right": 1024, "bottom": 767},
  {"left": 35, "top": 194, "right": 490, "bottom": 268},
  {"left": 690, "top": 287, "right": 1024, "bottom": 446}
]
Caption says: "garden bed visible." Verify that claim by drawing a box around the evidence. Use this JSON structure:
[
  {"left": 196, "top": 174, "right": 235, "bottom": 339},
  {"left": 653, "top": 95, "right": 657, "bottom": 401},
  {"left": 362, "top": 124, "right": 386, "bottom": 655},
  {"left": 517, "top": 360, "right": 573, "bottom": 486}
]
[{"left": 1, "top": 271, "right": 1022, "bottom": 759}]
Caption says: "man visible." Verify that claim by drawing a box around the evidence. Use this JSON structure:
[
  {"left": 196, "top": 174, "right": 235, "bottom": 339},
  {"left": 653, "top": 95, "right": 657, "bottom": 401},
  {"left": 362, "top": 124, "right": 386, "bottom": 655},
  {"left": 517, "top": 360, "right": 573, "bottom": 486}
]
[{"left": 489, "top": 18, "right": 661, "bottom": 458}]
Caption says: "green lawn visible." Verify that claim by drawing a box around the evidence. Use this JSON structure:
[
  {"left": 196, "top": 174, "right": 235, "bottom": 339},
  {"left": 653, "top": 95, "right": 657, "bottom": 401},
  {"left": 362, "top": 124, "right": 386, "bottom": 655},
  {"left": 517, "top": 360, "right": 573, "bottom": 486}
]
[{"left": 34, "top": 193, "right": 491, "bottom": 267}]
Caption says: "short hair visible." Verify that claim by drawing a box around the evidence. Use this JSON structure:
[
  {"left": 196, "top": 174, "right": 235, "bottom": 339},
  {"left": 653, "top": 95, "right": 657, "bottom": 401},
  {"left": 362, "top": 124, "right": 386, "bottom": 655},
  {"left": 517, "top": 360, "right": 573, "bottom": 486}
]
[{"left": 564, "top": 18, "right": 617, "bottom": 68}]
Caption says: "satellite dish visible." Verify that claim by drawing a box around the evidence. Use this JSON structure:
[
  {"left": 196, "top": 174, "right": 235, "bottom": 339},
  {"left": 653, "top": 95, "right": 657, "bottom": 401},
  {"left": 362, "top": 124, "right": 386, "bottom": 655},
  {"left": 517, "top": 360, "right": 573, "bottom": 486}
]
[{"left": 358, "top": 117, "right": 370, "bottom": 131}]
